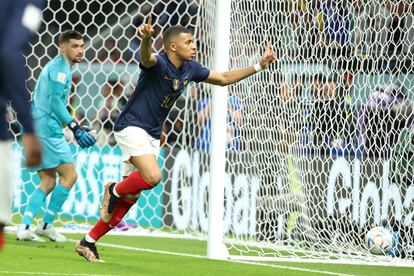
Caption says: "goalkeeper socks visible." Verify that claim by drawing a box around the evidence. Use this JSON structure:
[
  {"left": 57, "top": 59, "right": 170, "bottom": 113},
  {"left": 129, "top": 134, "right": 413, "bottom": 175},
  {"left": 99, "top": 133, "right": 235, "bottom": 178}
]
[
  {"left": 89, "top": 198, "right": 134, "bottom": 241},
  {"left": 22, "top": 188, "right": 46, "bottom": 226},
  {"left": 114, "top": 171, "right": 154, "bottom": 196},
  {"left": 43, "top": 183, "right": 70, "bottom": 224}
]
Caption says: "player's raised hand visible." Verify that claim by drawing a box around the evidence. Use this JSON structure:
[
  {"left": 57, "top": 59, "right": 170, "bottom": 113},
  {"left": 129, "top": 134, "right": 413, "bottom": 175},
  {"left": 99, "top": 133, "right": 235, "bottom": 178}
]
[
  {"left": 259, "top": 42, "right": 276, "bottom": 69},
  {"left": 138, "top": 15, "right": 154, "bottom": 39}
]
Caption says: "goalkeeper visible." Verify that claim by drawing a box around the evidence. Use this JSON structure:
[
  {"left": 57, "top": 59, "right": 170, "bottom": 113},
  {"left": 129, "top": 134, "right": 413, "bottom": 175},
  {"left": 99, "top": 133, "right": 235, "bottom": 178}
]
[
  {"left": 75, "top": 16, "right": 275, "bottom": 262},
  {"left": 16, "top": 30, "right": 96, "bottom": 242}
]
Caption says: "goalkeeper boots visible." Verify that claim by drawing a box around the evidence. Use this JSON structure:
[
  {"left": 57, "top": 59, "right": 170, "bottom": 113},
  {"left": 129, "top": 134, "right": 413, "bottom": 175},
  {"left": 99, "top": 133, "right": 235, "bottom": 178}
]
[
  {"left": 35, "top": 224, "right": 66, "bottom": 242},
  {"left": 75, "top": 238, "right": 104, "bottom": 262},
  {"left": 16, "top": 228, "right": 45, "bottom": 242},
  {"left": 100, "top": 182, "right": 118, "bottom": 223}
]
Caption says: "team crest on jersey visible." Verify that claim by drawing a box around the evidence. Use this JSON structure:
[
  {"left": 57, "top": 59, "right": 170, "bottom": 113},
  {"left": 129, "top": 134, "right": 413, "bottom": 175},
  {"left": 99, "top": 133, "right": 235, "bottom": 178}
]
[
  {"left": 173, "top": 79, "right": 180, "bottom": 90},
  {"left": 183, "top": 79, "right": 189, "bottom": 87}
]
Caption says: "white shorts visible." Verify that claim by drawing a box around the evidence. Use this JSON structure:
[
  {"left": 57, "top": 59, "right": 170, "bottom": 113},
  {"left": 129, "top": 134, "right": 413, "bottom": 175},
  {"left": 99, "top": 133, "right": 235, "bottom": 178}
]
[
  {"left": 0, "top": 141, "right": 12, "bottom": 224},
  {"left": 114, "top": 126, "right": 160, "bottom": 177}
]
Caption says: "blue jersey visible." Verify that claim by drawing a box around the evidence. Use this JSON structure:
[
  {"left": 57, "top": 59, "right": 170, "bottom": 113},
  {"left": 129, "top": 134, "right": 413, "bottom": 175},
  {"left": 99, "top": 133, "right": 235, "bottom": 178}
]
[
  {"left": 114, "top": 52, "right": 210, "bottom": 138},
  {"left": 32, "top": 54, "right": 72, "bottom": 138},
  {"left": 0, "top": 0, "right": 45, "bottom": 140}
]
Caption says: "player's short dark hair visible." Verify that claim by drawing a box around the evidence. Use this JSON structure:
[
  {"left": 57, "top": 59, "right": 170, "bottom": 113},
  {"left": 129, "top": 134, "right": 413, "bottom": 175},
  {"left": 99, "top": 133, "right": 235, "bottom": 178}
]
[
  {"left": 163, "top": 26, "right": 191, "bottom": 49},
  {"left": 58, "top": 30, "right": 83, "bottom": 44}
]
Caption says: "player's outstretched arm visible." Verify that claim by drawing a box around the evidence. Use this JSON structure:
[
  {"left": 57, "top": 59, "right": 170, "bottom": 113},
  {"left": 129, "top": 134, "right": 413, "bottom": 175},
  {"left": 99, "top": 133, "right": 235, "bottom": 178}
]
[
  {"left": 203, "top": 42, "right": 276, "bottom": 86},
  {"left": 138, "top": 15, "right": 157, "bottom": 68}
]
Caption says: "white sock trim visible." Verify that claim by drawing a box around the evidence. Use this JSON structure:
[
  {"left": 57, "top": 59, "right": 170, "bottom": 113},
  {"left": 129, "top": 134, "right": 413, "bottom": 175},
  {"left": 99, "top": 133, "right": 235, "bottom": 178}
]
[
  {"left": 112, "top": 184, "right": 121, "bottom": 198},
  {"left": 46, "top": 210, "right": 56, "bottom": 215},
  {"left": 85, "top": 234, "right": 96, "bottom": 243},
  {"left": 23, "top": 211, "right": 33, "bottom": 218}
]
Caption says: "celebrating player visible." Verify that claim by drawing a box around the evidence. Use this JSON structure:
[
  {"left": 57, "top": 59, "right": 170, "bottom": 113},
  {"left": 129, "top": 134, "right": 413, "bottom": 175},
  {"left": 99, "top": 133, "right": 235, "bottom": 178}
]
[
  {"left": 16, "top": 30, "right": 96, "bottom": 242},
  {"left": 0, "top": 0, "right": 44, "bottom": 250},
  {"left": 75, "top": 16, "right": 276, "bottom": 262}
]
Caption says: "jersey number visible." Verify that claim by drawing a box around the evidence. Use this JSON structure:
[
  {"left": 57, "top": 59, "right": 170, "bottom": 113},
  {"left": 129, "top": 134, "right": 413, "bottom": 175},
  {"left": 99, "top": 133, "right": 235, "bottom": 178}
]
[{"left": 161, "top": 95, "right": 177, "bottom": 109}]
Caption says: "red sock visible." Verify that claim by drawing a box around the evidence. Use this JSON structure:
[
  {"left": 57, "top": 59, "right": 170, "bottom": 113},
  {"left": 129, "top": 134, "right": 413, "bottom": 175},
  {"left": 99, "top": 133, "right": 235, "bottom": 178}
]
[
  {"left": 108, "top": 199, "right": 134, "bottom": 228},
  {"left": 0, "top": 233, "right": 5, "bottom": 250},
  {"left": 88, "top": 219, "right": 111, "bottom": 241},
  {"left": 115, "top": 171, "right": 154, "bottom": 196},
  {"left": 88, "top": 199, "right": 134, "bottom": 241}
]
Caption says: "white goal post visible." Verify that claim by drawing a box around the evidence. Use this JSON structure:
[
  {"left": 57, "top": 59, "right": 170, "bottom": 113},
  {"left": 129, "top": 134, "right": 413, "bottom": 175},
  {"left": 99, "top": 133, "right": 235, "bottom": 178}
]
[{"left": 8, "top": 0, "right": 414, "bottom": 267}]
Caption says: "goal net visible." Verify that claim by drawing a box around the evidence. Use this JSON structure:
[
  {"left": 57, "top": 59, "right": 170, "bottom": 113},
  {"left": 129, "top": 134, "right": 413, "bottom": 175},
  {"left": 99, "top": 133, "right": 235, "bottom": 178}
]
[{"left": 10, "top": 0, "right": 414, "bottom": 266}]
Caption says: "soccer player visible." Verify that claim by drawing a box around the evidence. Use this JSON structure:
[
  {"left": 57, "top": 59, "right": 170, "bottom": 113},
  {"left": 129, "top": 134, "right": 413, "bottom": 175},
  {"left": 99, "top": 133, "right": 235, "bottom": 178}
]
[
  {"left": 0, "top": 0, "right": 44, "bottom": 250},
  {"left": 16, "top": 30, "right": 96, "bottom": 242},
  {"left": 75, "top": 16, "right": 276, "bottom": 262}
]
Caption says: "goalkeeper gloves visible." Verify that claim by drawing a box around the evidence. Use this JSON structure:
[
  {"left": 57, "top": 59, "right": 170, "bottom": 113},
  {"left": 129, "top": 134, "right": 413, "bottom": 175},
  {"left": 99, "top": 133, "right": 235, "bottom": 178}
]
[{"left": 68, "top": 120, "right": 96, "bottom": 148}]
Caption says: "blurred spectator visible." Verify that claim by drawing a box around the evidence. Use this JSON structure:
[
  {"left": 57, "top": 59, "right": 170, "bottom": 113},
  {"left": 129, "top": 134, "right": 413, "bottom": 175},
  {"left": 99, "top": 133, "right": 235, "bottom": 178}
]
[
  {"left": 309, "top": 73, "right": 351, "bottom": 152},
  {"left": 95, "top": 80, "right": 127, "bottom": 145},
  {"left": 276, "top": 72, "right": 303, "bottom": 152},
  {"left": 161, "top": 97, "right": 186, "bottom": 147},
  {"left": 281, "top": 0, "right": 324, "bottom": 59},
  {"left": 197, "top": 94, "right": 245, "bottom": 152},
  {"left": 319, "top": 0, "right": 352, "bottom": 48},
  {"left": 352, "top": 1, "right": 411, "bottom": 57},
  {"left": 97, "top": 38, "right": 122, "bottom": 63},
  {"left": 358, "top": 83, "right": 411, "bottom": 158},
  {"left": 387, "top": 2, "right": 407, "bottom": 56},
  {"left": 310, "top": 73, "right": 326, "bottom": 99}
]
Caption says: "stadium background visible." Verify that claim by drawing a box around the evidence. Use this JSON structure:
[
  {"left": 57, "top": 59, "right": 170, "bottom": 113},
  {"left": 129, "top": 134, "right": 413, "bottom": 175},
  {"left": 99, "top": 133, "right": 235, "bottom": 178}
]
[{"left": 4, "top": 0, "right": 414, "bottom": 272}]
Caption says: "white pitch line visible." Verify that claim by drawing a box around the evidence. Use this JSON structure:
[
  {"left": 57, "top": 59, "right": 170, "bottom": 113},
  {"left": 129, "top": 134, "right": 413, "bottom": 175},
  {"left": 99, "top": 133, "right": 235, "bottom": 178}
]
[
  {"left": 0, "top": 272, "right": 119, "bottom": 276},
  {"left": 68, "top": 239, "right": 355, "bottom": 276},
  {"left": 227, "top": 260, "right": 356, "bottom": 276}
]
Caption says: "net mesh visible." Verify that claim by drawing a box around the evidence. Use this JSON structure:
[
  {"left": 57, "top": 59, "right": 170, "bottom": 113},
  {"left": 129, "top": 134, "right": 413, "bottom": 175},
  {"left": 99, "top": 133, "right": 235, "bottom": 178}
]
[{"left": 9, "top": 0, "right": 414, "bottom": 264}]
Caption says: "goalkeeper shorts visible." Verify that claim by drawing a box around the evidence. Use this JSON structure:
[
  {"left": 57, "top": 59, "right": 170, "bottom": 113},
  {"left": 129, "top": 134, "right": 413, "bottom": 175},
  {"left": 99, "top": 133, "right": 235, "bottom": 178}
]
[{"left": 29, "top": 136, "right": 73, "bottom": 171}]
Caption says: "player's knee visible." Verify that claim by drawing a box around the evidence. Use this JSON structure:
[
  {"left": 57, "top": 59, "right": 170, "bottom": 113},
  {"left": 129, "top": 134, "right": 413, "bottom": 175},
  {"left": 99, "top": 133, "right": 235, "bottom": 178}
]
[
  {"left": 69, "top": 172, "right": 78, "bottom": 186},
  {"left": 40, "top": 179, "right": 57, "bottom": 194},
  {"left": 60, "top": 171, "right": 78, "bottom": 187},
  {"left": 145, "top": 172, "right": 162, "bottom": 186}
]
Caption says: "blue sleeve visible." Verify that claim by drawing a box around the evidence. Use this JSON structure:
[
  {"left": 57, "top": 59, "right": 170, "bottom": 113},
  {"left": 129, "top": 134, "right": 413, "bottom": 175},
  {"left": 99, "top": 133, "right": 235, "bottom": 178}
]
[
  {"left": 48, "top": 94, "right": 73, "bottom": 125},
  {"left": 0, "top": 0, "right": 46, "bottom": 135},
  {"left": 48, "top": 68, "right": 68, "bottom": 96},
  {"left": 190, "top": 61, "right": 210, "bottom": 83}
]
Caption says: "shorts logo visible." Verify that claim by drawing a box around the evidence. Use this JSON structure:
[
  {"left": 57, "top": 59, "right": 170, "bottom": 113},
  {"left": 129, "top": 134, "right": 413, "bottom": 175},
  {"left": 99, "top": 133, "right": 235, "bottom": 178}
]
[{"left": 173, "top": 79, "right": 180, "bottom": 90}]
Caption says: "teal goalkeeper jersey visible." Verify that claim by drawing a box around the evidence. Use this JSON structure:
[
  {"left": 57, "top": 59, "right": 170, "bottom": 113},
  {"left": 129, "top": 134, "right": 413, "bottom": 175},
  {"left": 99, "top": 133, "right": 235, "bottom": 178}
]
[{"left": 32, "top": 54, "right": 72, "bottom": 138}]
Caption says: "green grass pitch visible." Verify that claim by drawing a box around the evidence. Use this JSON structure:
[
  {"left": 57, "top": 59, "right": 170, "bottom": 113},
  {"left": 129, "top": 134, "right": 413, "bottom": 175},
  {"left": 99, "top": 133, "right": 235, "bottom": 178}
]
[{"left": 0, "top": 233, "right": 413, "bottom": 276}]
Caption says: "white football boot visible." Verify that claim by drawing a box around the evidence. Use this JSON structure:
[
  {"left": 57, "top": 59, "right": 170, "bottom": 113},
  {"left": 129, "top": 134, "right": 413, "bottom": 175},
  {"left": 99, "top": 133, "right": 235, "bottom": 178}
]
[
  {"left": 35, "top": 225, "right": 67, "bottom": 242},
  {"left": 16, "top": 227, "right": 45, "bottom": 242}
]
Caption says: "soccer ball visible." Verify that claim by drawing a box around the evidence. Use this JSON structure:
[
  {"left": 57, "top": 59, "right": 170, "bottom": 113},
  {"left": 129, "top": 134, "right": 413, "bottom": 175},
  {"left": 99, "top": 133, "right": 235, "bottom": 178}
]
[{"left": 366, "top": 226, "right": 394, "bottom": 255}]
